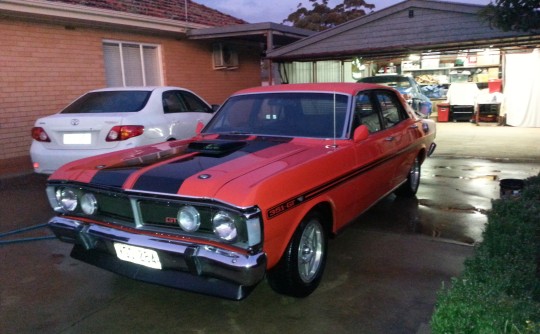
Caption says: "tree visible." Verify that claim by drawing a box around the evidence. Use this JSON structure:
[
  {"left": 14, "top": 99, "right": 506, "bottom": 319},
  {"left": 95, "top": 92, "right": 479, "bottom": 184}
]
[
  {"left": 283, "top": 0, "right": 375, "bottom": 31},
  {"left": 480, "top": 0, "right": 540, "bottom": 33}
]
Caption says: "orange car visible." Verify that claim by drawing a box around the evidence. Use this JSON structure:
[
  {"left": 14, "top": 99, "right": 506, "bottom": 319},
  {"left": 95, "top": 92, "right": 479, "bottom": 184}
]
[{"left": 47, "top": 83, "right": 436, "bottom": 300}]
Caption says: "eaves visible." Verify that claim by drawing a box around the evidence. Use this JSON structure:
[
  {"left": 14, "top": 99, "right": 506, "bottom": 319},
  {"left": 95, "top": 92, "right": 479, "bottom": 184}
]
[{"left": 0, "top": 0, "right": 210, "bottom": 36}]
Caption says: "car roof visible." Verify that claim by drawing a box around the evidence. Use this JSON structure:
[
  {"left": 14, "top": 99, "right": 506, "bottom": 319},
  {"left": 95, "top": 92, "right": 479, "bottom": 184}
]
[
  {"left": 88, "top": 86, "right": 189, "bottom": 93},
  {"left": 232, "top": 83, "right": 388, "bottom": 96}
]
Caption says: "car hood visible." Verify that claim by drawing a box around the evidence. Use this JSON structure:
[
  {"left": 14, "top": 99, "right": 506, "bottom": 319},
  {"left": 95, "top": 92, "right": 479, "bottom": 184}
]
[{"left": 49, "top": 135, "right": 332, "bottom": 205}]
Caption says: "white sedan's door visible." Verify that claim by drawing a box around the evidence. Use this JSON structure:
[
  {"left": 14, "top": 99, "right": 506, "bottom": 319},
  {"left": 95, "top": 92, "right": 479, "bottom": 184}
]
[{"left": 162, "top": 90, "right": 214, "bottom": 140}]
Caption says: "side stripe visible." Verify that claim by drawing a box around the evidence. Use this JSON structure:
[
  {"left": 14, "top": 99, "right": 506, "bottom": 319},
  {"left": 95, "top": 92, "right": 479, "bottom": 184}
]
[{"left": 266, "top": 144, "right": 420, "bottom": 220}]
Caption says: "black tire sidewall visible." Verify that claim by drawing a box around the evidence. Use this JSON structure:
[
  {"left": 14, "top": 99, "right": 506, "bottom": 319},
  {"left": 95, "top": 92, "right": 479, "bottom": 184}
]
[
  {"left": 396, "top": 156, "right": 421, "bottom": 197},
  {"left": 267, "top": 211, "right": 328, "bottom": 297}
]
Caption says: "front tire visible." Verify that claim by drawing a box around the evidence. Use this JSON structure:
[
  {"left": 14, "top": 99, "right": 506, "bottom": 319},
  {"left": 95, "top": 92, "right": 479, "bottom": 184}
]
[
  {"left": 267, "top": 211, "right": 328, "bottom": 297},
  {"left": 395, "top": 156, "right": 421, "bottom": 197}
]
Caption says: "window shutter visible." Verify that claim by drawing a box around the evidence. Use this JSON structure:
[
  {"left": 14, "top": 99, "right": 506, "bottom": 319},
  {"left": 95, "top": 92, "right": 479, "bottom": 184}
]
[
  {"left": 103, "top": 43, "right": 123, "bottom": 87},
  {"left": 102, "top": 41, "right": 162, "bottom": 87},
  {"left": 122, "top": 43, "right": 144, "bottom": 86},
  {"left": 143, "top": 45, "right": 160, "bottom": 86}
]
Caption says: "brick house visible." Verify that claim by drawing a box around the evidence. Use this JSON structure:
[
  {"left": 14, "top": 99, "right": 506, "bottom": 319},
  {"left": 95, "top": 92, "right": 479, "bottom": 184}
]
[{"left": 0, "top": 0, "right": 265, "bottom": 171}]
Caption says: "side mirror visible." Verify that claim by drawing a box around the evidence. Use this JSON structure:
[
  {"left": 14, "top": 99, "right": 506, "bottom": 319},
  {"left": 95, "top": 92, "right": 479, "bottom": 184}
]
[{"left": 353, "top": 125, "right": 369, "bottom": 143}]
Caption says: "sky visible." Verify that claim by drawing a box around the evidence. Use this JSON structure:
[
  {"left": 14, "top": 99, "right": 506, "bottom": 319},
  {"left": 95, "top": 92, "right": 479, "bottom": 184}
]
[{"left": 194, "top": 0, "right": 492, "bottom": 24}]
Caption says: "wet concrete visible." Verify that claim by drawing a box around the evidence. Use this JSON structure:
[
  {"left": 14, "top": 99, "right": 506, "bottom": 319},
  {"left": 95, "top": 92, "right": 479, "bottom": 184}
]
[{"left": 360, "top": 157, "right": 540, "bottom": 245}]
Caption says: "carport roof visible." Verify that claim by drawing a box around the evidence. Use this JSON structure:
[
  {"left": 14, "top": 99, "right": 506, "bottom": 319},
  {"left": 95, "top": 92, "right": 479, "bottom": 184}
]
[
  {"left": 266, "top": 0, "right": 540, "bottom": 61},
  {"left": 188, "top": 23, "right": 314, "bottom": 51}
]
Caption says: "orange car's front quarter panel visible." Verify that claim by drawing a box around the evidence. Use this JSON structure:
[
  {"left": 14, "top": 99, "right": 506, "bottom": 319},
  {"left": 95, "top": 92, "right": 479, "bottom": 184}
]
[{"left": 213, "top": 139, "right": 360, "bottom": 267}]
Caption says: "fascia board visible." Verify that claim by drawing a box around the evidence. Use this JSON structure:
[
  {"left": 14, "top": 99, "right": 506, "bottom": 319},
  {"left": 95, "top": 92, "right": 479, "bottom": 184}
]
[{"left": 0, "top": 0, "right": 210, "bottom": 33}]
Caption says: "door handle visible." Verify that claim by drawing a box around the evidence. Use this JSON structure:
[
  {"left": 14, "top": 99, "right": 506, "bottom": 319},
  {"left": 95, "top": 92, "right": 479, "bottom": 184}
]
[
  {"left": 385, "top": 136, "right": 395, "bottom": 141},
  {"left": 409, "top": 124, "right": 419, "bottom": 129}
]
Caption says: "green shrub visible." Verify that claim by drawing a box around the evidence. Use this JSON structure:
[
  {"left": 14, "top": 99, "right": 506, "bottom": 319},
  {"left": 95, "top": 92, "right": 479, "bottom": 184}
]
[{"left": 431, "top": 173, "right": 540, "bottom": 334}]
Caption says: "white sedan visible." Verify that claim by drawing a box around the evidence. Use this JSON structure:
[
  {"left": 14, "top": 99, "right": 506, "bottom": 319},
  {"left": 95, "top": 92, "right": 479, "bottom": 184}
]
[{"left": 31, "top": 86, "right": 215, "bottom": 174}]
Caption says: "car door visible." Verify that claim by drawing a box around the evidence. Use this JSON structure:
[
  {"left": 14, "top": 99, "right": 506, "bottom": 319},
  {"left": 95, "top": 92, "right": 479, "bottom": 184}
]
[
  {"left": 349, "top": 91, "right": 397, "bottom": 212},
  {"left": 372, "top": 89, "right": 418, "bottom": 189},
  {"left": 162, "top": 90, "right": 214, "bottom": 140}
]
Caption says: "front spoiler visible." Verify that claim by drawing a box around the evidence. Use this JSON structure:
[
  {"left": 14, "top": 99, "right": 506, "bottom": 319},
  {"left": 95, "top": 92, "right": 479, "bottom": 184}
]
[{"left": 48, "top": 216, "right": 267, "bottom": 300}]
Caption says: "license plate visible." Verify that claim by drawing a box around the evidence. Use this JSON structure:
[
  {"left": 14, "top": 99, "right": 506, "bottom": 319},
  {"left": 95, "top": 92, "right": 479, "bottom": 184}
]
[
  {"left": 113, "top": 243, "right": 162, "bottom": 270},
  {"left": 63, "top": 133, "right": 91, "bottom": 145}
]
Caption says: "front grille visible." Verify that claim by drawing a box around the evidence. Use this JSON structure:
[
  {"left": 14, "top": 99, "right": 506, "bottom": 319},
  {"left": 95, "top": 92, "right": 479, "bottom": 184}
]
[
  {"left": 138, "top": 200, "right": 217, "bottom": 233},
  {"left": 49, "top": 183, "right": 260, "bottom": 250},
  {"left": 93, "top": 192, "right": 134, "bottom": 224}
]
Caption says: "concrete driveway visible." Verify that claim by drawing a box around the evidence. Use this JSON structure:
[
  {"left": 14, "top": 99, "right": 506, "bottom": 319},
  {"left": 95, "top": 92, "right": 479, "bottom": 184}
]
[{"left": 1, "top": 122, "right": 539, "bottom": 334}]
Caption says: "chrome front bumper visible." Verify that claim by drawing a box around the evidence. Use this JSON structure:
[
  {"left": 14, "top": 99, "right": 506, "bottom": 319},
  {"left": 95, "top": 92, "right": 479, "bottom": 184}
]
[{"left": 48, "top": 216, "right": 267, "bottom": 300}]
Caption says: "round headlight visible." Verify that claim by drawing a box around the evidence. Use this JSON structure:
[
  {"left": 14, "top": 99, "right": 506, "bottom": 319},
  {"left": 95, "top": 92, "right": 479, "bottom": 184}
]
[
  {"left": 80, "top": 193, "right": 98, "bottom": 215},
  {"left": 56, "top": 188, "right": 78, "bottom": 212},
  {"left": 212, "top": 211, "right": 237, "bottom": 242},
  {"left": 177, "top": 205, "right": 200, "bottom": 232}
]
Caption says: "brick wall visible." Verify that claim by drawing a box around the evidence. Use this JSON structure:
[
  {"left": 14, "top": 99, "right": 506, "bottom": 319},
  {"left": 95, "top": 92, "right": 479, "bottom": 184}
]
[
  {"left": 161, "top": 40, "right": 262, "bottom": 104},
  {"left": 0, "top": 17, "right": 262, "bottom": 164},
  {"left": 0, "top": 18, "right": 106, "bottom": 162}
]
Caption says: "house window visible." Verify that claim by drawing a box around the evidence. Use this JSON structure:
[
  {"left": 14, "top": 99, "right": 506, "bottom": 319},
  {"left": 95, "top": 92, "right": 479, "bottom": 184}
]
[{"left": 103, "top": 41, "right": 162, "bottom": 87}]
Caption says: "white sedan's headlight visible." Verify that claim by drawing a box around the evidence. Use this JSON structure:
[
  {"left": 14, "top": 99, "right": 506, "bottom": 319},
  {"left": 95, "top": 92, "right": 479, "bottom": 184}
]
[
  {"left": 212, "top": 211, "right": 238, "bottom": 242},
  {"left": 177, "top": 205, "right": 201, "bottom": 232}
]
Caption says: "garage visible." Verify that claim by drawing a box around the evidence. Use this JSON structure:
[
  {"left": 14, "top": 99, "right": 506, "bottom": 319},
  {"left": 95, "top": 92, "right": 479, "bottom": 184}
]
[{"left": 266, "top": 0, "right": 540, "bottom": 127}]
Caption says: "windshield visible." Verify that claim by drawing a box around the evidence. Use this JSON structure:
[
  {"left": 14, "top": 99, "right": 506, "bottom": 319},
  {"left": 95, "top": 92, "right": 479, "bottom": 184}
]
[
  {"left": 61, "top": 91, "right": 152, "bottom": 114},
  {"left": 203, "top": 92, "right": 350, "bottom": 138}
]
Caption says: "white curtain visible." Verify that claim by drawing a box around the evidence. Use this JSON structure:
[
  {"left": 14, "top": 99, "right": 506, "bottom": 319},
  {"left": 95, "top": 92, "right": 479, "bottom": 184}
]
[{"left": 502, "top": 49, "right": 540, "bottom": 127}]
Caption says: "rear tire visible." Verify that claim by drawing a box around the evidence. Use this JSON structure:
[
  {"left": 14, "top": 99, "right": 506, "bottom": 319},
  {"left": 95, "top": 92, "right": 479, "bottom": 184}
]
[
  {"left": 395, "top": 156, "right": 421, "bottom": 197},
  {"left": 267, "top": 211, "right": 328, "bottom": 297}
]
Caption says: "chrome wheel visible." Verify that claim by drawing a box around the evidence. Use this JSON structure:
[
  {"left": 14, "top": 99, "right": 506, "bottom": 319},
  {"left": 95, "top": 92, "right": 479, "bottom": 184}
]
[
  {"left": 409, "top": 157, "right": 421, "bottom": 192},
  {"left": 267, "top": 211, "right": 328, "bottom": 297},
  {"left": 396, "top": 156, "right": 421, "bottom": 197},
  {"left": 297, "top": 219, "right": 324, "bottom": 283}
]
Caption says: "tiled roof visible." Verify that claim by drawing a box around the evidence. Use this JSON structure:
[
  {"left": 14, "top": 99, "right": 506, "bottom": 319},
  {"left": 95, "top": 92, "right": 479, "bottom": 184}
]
[{"left": 46, "top": 0, "right": 247, "bottom": 27}]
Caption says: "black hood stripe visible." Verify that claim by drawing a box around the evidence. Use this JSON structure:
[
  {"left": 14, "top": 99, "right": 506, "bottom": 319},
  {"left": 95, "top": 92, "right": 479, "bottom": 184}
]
[
  {"left": 89, "top": 145, "right": 189, "bottom": 188},
  {"left": 90, "top": 167, "right": 140, "bottom": 188},
  {"left": 131, "top": 137, "right": 291, "bottom": 194}
]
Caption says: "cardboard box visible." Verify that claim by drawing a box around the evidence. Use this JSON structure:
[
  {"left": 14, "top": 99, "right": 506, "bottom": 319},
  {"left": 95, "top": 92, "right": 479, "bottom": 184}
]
[{"left": 477, "top": 50, "right": 501, "bottom": 65}]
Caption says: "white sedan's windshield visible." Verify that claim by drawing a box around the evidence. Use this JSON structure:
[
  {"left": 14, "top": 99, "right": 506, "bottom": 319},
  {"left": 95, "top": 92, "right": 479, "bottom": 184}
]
[
  {"left": 61, "top": 91, "right": 151, "bottom": 114},
  {"left": 204, "top": 92, "right": 350, "bottom": 138}
]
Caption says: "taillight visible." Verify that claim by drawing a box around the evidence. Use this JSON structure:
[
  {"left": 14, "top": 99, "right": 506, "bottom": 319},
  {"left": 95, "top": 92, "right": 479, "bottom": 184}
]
[
  {"left": 31, "top": 127, "right": 51, "bottom": 142},
  {"left": 106, "top": 125, "right": 144, "bottom": 141}
]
